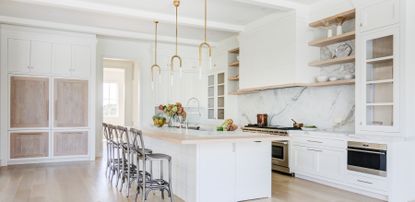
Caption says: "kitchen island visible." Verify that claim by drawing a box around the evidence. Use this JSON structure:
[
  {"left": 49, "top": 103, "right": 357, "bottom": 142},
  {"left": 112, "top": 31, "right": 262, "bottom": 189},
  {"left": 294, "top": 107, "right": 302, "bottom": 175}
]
[{"left": 141, "top": 127, "right": 288, "bottom": 202}]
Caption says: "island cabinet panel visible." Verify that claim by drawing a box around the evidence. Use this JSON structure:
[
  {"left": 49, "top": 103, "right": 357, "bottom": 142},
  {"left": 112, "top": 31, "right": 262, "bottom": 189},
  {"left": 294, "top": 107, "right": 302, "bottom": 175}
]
[
  {"left": 53, "top": 131, "right": 88, "bottom": 156},
  {"left": 10, "top": 132, "right": 49, "bottom": 159},
  {"left": 54, "top": 79, "right": 88, "bottom": 127},
  {"left": 235, "top": 141, "right": 271, "bottom": 200},
  {"left": 197, "top": 143, "right": 236, "bottom": 202},
  {"left": 10, "top": 76, "right": 49, "bottom": 128}
]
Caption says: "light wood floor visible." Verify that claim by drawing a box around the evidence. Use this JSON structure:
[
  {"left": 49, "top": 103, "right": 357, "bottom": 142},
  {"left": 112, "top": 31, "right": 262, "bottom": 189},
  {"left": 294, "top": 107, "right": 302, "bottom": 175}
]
[{"left": 0, "top": 159, "right": 384, "bottom": 202}]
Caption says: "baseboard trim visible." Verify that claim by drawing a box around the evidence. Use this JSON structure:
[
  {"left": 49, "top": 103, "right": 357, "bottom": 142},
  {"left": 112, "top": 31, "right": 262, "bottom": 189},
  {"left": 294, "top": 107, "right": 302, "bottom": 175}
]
[{"left": 295, "top": 174, "right": 388, "bottom": 201}]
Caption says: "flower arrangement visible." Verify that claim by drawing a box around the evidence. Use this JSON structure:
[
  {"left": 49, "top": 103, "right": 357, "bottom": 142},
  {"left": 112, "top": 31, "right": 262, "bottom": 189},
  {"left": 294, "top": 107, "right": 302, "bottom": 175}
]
[{"left": 158, "top": 102, "right": 187, "bottom": 121}]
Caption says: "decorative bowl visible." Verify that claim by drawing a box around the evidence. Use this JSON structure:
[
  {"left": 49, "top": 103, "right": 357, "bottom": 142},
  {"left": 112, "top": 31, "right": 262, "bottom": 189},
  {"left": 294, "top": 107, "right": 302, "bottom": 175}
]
[{"left": 316, "top": 76, "right": 329, "bottom": 82}]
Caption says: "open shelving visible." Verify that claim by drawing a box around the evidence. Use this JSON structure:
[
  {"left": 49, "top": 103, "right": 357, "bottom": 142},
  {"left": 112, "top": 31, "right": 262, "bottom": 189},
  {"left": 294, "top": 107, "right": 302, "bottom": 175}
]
[
  {"left": 309, "top": 31, "right": 355, "bottom": 47},
  {"left": 309, "top": 9, "right": 356, "bottom": 28},
  {"left": 309, "top": 55, "right": 355, "bottom": 67}
]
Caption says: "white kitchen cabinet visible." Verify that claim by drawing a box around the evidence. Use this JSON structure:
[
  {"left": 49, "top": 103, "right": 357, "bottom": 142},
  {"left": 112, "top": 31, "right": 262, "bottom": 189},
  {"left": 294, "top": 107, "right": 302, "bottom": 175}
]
[
  {"left": 7, "top": 38, "right": 30, "bottom": 73},
  {"left": 356, "top": 26, "right": 400, "bottom": 134},
  {"left": 207, "top": 71, "right": 225, "bottom": 120},
  {"left": 357, "top": 0, "right": 399, "bottom": 33},
  {"left": 52, "top": 43, "right": 72, "bottom": 76},
  {"left": 235, "top": 141, "right": 271, "bottom": 200},
  {"left": 7, "top": 39, "right": 52, "bottom": 74},
  {"left": 291, "top": 143, "right": 345, "bottom": 181},
  {"left": 71, "top": 45, "right": 91, "bottom": 78},
  {"left": 52, "top": 44, "right": 91, "bottom": 78},
  {"left": 30, "top": 41, "right": 52, "bottom": 74},
  {"left": 292, "top": 145, "right": 319, "bottom": 175}
]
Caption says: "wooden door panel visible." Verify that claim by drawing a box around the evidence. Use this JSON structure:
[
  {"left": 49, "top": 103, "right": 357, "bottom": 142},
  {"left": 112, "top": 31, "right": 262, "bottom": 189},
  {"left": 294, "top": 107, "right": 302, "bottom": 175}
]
[
  {"left": 10, "top": 76, "right": 49, "bottom": 128},
  {"left": 10, "top": 132, "right": 49, "bottom": 159},
  {"left": 53, "top": 131, "right": 88, "bottom": 156},
  {"left": 54, "top": 79, "right": 88, "bottom": 127}
]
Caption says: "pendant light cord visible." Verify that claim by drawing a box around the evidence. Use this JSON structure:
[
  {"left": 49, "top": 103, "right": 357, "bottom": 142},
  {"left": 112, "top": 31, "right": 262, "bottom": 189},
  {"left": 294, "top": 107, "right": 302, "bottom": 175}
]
[
  {"left": 175, "top": 5, "right": 178, "bottom": 55},
  {"left": 204, "top": 0, "right": 207, "bottom": 42},
  {"left": 155, "top": 21, "right": 158, "bottom": 64}
]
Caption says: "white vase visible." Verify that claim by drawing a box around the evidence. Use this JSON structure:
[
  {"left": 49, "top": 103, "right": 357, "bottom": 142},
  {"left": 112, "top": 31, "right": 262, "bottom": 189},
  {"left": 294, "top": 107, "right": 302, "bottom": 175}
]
[
  {"left": 327, "top": 29, "right": 333, "bottom": 38},
  {"left": 337, "top": 25, "right": 343, "bottom": 35}
]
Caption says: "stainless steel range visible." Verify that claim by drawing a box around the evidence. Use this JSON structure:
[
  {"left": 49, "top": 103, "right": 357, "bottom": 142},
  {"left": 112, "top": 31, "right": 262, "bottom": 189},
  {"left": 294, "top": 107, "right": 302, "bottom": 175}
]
[{"left": 242, "top": 124, "right": 299, "bottom": 175}]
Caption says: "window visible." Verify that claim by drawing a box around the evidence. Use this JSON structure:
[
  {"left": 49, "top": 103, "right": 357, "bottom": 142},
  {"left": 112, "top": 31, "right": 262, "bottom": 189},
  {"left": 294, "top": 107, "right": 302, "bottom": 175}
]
[{"left": 103, "top": 82, "right": 119, "bottom": 117}]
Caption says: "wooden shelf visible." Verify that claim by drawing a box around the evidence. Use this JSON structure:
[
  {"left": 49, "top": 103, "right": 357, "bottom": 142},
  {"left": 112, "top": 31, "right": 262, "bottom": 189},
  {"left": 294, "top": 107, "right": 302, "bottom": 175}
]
[
  {"left": 366, "top": 102, "right": 394, "bottom": 106},
  {"left": 366, "top": 56, "right": 394, "bottom": 64},
  {"left": 233, "top": 80, "right": 355, "bottom": 95},
  {"left": 310, "top": 9, "right": 356, "bottom": 28},
  {"left": 228, "top": 48, "right": 240, "bottom": 54},
  {"left": 229, "top": 61, "right": 239, "bottom": 67},
  {"left": 309, "top": 31, "right": 355, "bottom": 47},
  {"left": 309, "top": 55, "right": 355, "bottom": 67},
  {"left": 366, "top": 79, "right": 394, "bottom": 85},
  {"left": 228, "top": 76, "right": 239, "bottom": 81}
]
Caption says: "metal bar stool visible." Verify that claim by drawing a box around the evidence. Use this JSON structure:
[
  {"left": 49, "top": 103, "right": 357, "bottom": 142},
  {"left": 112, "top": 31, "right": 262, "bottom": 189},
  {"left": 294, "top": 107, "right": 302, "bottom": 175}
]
[
  {"left": 102, "top": 123, "right": 111, "bottom": 178},
  {"left": 108, "top": 124, "right": 127, "bottom": 185},
  {"left": 130, "top": 128, "right": 173, "bottom": 202}
]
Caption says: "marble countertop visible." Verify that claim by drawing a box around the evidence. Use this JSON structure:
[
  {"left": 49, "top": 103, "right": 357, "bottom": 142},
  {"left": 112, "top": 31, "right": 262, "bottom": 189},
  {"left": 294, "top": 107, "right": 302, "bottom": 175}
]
[{"left": 141, "top": 127, "right": 288, "bottom": 144}]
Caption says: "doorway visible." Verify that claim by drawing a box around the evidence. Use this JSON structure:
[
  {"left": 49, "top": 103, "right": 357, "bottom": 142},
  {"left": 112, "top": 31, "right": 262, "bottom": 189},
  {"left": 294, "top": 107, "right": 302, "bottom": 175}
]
[{"left": 102, "top": 59, "right": 134, "bottom": 126}]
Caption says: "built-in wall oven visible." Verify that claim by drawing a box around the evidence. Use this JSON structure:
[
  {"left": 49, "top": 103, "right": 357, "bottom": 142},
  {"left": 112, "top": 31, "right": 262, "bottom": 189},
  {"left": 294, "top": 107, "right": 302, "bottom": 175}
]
[
  {"left": 272, "top": 140, "right": 290, "bottom": 174},
  {"left": 347, "top": 141, "right": 387, "bottom": 177}
]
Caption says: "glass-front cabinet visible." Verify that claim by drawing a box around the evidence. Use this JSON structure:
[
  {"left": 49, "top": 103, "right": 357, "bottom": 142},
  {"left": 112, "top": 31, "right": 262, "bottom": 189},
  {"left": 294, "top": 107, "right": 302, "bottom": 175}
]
[
  {"left": 357, "top": 27, "right": 399, "bottom": 133},
  {"left": 207, "top": 72, "right": 225, "bottom": 120}
]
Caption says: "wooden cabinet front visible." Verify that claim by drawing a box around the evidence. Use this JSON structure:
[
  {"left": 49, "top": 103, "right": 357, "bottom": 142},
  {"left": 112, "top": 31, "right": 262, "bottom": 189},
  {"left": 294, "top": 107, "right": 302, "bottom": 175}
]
[
  {"left": 53, "top": 131, "right": 88, "bottom": 156},
  {"left": 10, "top": 132, "right": 49, "bottom": 159},
  {"left": 10, "top": 76, "right": 49, "bottom": 128},
  {"left": 54, "top": 79, "right": 88, "bottom": 127}
]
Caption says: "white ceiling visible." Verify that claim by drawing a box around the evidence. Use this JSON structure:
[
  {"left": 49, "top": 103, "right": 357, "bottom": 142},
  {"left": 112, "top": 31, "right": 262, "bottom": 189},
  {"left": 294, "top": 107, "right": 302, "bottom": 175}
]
[{"left": 0, "top": 0, "right": 324, "bottom": 43}]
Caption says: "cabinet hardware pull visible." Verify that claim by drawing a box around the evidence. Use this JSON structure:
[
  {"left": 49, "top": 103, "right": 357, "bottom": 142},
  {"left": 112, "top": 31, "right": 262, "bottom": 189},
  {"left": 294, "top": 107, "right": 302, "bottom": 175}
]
[
  {"left": 307, "top": 148, "right": 322, "bottom": 152},
  {"left": 254, "top": 141, "right": 262, "bottom": 143},
  {"left": 357, "top": 179, "right": 373, "bottom": 184},
  {"left": 307, "top": 140, "right": 323, "bottom": 144}
]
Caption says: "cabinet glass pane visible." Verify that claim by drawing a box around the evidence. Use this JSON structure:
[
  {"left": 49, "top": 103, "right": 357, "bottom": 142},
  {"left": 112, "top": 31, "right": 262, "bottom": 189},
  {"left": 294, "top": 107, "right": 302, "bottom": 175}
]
[
  {"left": 208, "top": 87, "right": 214, "bottom": 97},
  {"left": 218, "top": 85, "right": 224, "bottom": 96},
  {"left": 54, "top": 79, "right": 88, "bottom": 127},
  {"left": 366, "top": 83, "right": 393, "bottom": 103},
  {"left": 218, "top": 73, "right": 225, "bottom": 84},
  {"left": 54, "top": 131, "right": 88, "bottom": 156},
  {"left": 218, "top": 97, "right": 224, "bottom": 108},
  {"left": 10, "top": 76, "right": 49, "bottom": 128},
  {"left": 208, "top": 75, "right": 214, "bottom": 86},
  {"left": 10, "top": 132, "right": 48, "bottom": 159},
  {"left": 366, "top": 59, "right": 393, "bottom": 81},
  {"left": 208, "top": 98, "right": 214, "bottom": 108},
  {"left": 366, "top": 35, "right": 393, "bottom": 59},
  {"left": 366, "top": 106, "right": 393, "bottom": 126},
  {"left": 217, "top": 109, "right": 225, "bottom": 120},
  {"left": 208, "top": 109, "right": 214, "bottom": 119}
]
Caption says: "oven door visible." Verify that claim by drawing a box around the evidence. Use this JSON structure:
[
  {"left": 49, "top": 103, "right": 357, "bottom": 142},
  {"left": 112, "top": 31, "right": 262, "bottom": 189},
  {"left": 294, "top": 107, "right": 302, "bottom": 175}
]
[
  {"left": 272, "top": 141, "right": 288, "bottom": 167},
  {"left": 347, "top": 147, "right": 387, "bottom": 177}
]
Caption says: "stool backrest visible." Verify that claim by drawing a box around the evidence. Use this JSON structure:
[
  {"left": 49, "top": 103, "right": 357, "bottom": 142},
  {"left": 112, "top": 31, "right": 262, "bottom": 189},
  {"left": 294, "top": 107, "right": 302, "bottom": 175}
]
[
  {"left": 116, "top": 126, "right": 130, "bottom": 145},
  {"left": 129, "top": 128, "right": 146, "bottom": 155},
  {"left": 107, "top": 124, "right": 117, "bottom": 143},
  {"left": 102, "top": 123, "right": 109, "bottom": 141}
]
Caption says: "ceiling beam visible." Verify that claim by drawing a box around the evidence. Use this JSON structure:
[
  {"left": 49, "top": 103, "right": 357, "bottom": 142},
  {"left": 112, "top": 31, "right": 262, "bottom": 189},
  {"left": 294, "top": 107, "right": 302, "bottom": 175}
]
[
  {"left": 0, "top": 15, "right": 211, "bottom": 46},
  {"left": 232, "top": 0, "right": 308, "bottom": 11},
  {"left": 13, "top": 0, "right": 244, "bottom": 33}
]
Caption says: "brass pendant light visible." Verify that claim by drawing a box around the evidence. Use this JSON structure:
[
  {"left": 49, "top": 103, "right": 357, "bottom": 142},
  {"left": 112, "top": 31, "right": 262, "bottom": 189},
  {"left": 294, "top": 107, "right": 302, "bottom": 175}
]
[
  {"left": 151, "top": 21, "right": 161, "bottom": 90},
  {"left": 170, "top": 0, "right": 183, "bottom": 80},
  {"left": 198, "top": 0, "right": 212, "bottom": 69}
]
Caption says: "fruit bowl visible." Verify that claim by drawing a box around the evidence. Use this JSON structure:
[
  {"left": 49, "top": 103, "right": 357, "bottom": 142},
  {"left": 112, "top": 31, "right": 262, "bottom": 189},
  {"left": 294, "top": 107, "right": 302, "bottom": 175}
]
[{"left": 153, "top": 116, "right": 166, "bottom": 127}]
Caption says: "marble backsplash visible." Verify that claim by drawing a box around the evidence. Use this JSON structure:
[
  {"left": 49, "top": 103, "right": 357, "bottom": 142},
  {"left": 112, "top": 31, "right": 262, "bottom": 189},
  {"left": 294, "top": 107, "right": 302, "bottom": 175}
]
[{"left": 237, "top": 85, "right": 355, "bottom": 132}]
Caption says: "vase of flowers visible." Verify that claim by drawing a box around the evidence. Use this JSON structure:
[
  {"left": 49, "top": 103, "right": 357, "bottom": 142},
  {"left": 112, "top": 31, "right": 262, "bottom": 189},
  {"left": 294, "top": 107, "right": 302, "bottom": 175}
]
[{"left": 158, "top": 102, "right": 187, "bottom": 127}]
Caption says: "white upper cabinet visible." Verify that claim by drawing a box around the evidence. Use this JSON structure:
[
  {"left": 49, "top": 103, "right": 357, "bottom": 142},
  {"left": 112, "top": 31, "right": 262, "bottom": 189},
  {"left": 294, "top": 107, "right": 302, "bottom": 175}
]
[
  {"left": 358, "top": 0, "right": 400, "bottom": 33},
  {"left": 30, "top": 41, "right": 52, "bottom": 74},
  {"left": 7, "top": 39, "right": 52, "bottom": 74},
  {"left": 52, "top": 43, "right": 72, "bottom": 76},
  {"left": 7, "top": 38, "right": 30, "bottom": 73},
  {"left": 71, "top": 45, "right": 91, "bottom": 78},
  {"left": 356, "top": 26, "right": 399, "bottom": 134}
]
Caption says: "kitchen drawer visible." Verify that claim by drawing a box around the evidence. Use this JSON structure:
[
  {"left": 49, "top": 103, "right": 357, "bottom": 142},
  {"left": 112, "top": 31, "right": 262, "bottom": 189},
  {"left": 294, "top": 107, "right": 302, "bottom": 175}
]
[
  {"left": 291, "top": 136, "right": 346, "bottom": 149},
  {"left": 348, "top": 173, "right": 387, "bottom": 192}
]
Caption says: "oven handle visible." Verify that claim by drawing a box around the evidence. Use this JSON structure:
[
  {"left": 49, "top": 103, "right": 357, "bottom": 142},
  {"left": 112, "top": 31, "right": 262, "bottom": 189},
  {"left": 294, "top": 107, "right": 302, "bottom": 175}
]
[{"left": 347, "top": 148, "right": 386, "bottom": 155}]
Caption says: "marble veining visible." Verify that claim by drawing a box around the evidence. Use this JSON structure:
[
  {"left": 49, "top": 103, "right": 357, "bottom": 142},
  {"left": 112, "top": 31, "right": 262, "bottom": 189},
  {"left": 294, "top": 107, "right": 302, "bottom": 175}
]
[{"left": 238, "top": 85, "right": 355, "bottom": 132}]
